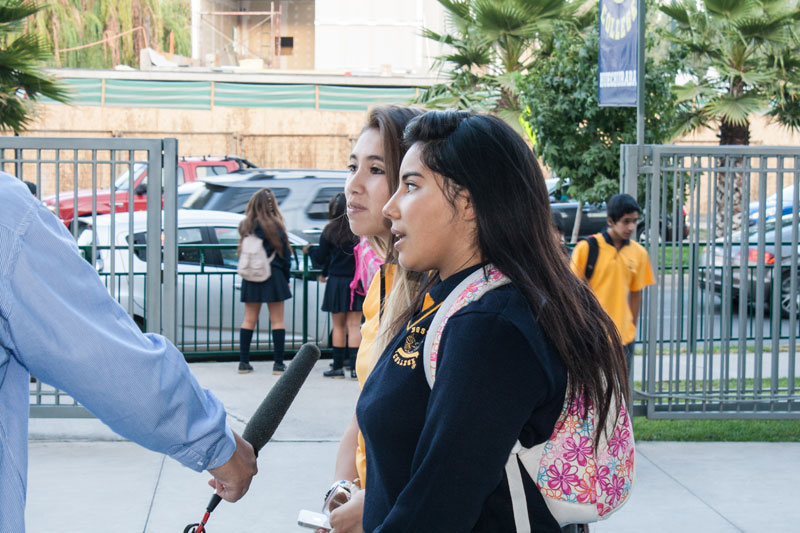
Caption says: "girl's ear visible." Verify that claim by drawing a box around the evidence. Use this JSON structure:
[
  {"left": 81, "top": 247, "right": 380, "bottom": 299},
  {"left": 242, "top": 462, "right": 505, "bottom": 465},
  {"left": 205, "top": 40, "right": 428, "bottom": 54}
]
[{"left": 459, "top": 189, "right": 477, "bottom": 222}]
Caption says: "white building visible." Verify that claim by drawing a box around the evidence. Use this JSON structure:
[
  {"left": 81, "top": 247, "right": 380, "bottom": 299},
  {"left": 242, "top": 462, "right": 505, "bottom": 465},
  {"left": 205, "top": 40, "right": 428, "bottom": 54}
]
[{"left": 191, "top": 0, "right": 448, "bottom": 77}]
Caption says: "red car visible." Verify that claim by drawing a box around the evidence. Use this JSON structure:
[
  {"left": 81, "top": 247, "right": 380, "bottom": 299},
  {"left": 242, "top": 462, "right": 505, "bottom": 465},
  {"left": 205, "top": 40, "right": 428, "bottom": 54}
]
[{"left": 43, "top": 155, "right": 255, "bottom": 228}]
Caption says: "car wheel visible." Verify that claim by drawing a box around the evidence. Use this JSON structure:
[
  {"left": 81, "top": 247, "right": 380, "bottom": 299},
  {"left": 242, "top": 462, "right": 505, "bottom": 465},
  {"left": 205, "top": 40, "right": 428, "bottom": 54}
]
[{"left": 780, "top": 271, "right": 800, "bottom": 318}]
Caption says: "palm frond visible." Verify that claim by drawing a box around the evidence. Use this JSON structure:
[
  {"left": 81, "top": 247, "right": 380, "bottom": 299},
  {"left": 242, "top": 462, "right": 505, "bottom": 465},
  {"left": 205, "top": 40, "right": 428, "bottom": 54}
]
[
  {"left": 659, "top": 2, "right": 692, "bottom": 26},
  {"left": 704, "top": 0, "right": 760, "bottom": 21},
  {"left": 671, "top": 107, "right": 714, "bottom": 137},
  {"left": 0, "top": 0, "right": 42, "bottom": 30},
  {"left": 706, "top": 93, "right": 765, "bottom": 124},
  {"left": 673, "top": 79, "right": 718, "bottom": 102}
]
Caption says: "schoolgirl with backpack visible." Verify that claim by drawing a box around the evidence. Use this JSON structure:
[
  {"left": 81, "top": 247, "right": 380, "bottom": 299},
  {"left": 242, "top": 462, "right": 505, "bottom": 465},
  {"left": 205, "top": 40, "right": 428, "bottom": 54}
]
[
  {"left": 236, "top": 187, "right": 292, "bottom": 375},
  {"left": 356, "top": 111, "right": 633, "bottom": 532},
  {"left": 303, "top": 192, "right": 365, "bottom": 378}
]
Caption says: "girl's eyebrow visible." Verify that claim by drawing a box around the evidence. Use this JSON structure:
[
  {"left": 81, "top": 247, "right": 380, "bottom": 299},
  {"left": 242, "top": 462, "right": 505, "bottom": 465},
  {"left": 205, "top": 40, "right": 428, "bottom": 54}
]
[
  {"left": 401, "top": 171, "right": 423, "bottom": 180},
  {"left": 349, "top": 154, "right": 385, "bottom": 162}
]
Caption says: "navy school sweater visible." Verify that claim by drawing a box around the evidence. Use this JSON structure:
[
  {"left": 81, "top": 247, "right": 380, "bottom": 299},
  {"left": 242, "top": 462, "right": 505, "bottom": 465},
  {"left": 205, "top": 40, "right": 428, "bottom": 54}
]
[
  {"left": 307, "top": 232, "right": 358, "bottom": 278},
  {"left": 357, "top": 264, "right": 568, "bottom": 533}
]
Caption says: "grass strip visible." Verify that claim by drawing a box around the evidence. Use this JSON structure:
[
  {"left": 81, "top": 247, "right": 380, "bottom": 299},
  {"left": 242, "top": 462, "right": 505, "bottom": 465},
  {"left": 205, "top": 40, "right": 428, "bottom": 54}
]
[{"left": 633, "top": 417, "right": 800, "bottom": 442}]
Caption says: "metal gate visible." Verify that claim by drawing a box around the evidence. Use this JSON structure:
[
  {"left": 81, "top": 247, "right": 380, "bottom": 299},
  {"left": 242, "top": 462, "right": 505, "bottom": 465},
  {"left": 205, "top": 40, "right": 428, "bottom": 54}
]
[
  {"left": 0, "top": 137, "right": 178, "bottom": 418},
  {"left": 621, "top": 144, "right": 800, "bottom": 418}
]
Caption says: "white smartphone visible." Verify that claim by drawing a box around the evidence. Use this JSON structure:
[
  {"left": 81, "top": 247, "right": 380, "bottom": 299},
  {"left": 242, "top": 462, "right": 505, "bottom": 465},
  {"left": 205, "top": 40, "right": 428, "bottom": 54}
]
[{"left": 297, "top": 509, "right": 331, "bottom": 531}]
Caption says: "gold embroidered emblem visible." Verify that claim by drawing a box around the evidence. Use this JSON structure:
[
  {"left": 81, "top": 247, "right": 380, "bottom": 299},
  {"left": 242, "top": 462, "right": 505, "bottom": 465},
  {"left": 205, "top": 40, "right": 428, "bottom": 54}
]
[{"left": 392, "top": 332, "right": 423, "bottom": 369}]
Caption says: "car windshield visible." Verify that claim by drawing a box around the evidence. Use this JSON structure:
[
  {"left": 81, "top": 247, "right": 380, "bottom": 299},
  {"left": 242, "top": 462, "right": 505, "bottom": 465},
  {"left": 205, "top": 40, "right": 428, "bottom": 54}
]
[
  {"left": 747, "top": 215, "right": 795, "bottom": 237},
  {"left": 113, "top": 163, "right": 148, "bottom": 191}
]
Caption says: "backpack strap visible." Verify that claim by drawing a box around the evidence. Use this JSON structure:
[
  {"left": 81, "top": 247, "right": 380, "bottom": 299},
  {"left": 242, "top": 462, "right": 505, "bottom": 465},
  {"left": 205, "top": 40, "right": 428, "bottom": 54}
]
[
  {"left": 584, "top": 235, "right": 599, "bottom": 281},
  {"left": 505, "top": 442, "right": 531, "bottom": 533},
  {"left": 422, "top": 265, "right": 509, "bottom": 388}
]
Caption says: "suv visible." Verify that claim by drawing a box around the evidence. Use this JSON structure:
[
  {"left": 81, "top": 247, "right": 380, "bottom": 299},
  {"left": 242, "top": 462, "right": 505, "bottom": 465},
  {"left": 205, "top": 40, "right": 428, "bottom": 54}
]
[
  {"left": 183, "top": 168, "right": 348, "bottom": 243},
  {"left": 43, "top": 155, "right": 256, "bottom": 228}
]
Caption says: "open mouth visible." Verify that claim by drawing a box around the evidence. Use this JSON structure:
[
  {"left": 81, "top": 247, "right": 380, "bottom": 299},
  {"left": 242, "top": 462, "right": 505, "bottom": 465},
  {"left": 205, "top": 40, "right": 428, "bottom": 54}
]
[{"left": 391, "top": 228, "right": 406, "bottom": 246}]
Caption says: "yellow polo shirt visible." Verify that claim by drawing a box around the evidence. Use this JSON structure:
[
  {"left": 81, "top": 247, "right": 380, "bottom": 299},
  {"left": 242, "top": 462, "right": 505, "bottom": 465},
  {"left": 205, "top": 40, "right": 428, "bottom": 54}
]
[
  {"left": 353, "top": 265, "right": 394, "bottom": 487},
  {"left": 570, "top": 232, "right": 655, "bottom": 345}
]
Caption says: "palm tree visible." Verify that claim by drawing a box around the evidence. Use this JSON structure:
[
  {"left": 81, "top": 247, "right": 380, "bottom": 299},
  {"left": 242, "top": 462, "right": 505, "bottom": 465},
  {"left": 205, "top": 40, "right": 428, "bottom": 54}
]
[
  {"left": 0, "top": 0, "right": 69, "bottom": 132},
  {"left": 417, "top": 0, "right": 582, "bottom": 134},
  {"left": 660, "top": 0, "right": 800, "bottom": 235}
]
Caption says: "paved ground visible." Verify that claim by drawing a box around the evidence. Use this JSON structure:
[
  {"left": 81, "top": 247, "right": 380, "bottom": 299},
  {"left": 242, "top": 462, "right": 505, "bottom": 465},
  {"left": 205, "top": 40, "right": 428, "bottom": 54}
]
[{"left": 26, "top": 360, "right": 800, "bottom": 532}]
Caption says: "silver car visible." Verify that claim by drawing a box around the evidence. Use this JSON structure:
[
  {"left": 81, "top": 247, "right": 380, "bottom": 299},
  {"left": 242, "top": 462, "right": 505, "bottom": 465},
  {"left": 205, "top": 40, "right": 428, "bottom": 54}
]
[
  {"left": 699, "top": 213, "right": 800, "bottom": 318},
  {"left": 77, "top": 209, "right": 330, "bottom": 353}
]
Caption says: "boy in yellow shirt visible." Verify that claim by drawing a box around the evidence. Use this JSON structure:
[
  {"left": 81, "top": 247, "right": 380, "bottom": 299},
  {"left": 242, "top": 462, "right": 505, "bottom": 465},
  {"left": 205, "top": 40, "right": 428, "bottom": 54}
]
[{"left": 570, "top": 194, "right": 655, "bottom": 380}]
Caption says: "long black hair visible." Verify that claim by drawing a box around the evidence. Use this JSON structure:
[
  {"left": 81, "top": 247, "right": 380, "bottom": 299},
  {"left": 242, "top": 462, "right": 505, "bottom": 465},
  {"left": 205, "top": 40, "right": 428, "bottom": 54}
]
[
  {"left": 323, "top": 192, "right": 357, "bottom": 248},
  {"left": 400, "top": 110, "right": 628, "bottom": 437}
]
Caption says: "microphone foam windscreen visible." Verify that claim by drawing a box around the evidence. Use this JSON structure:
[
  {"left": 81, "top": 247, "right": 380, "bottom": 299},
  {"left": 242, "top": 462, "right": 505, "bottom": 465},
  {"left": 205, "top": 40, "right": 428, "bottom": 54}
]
[{"left": 241, "top": 343, "right": 321, "bottom": 453}]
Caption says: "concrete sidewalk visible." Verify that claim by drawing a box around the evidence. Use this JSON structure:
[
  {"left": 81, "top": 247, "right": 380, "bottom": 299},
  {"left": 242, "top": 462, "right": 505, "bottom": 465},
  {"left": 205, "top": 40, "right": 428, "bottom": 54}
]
[{"left": 26, "top": 361, "right": 799, "bottom": 532}]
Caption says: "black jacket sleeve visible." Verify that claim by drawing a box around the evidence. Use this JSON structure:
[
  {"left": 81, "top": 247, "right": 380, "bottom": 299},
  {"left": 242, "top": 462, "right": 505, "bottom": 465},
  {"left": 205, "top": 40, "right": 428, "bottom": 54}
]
[{"left": 307, "top": 234, "right": 332, "bottom": 277}]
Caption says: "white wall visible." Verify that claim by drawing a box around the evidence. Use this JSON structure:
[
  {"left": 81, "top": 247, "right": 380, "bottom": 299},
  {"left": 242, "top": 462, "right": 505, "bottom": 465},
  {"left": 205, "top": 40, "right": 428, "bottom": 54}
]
[{"left": 314, "top": 0, "right": 447, "bottom": 76}]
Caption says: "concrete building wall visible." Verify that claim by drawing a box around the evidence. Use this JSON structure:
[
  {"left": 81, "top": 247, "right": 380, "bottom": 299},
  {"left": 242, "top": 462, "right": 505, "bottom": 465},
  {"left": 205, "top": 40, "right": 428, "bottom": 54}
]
[{"left": 314, "top": 0, "right": 447, "bottom": 75}]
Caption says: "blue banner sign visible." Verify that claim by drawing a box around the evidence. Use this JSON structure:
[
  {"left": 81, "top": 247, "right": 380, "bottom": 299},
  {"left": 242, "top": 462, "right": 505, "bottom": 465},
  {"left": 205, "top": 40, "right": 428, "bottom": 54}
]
[{"left": 598, "top": 0, "right": 638, "bottom": 107}]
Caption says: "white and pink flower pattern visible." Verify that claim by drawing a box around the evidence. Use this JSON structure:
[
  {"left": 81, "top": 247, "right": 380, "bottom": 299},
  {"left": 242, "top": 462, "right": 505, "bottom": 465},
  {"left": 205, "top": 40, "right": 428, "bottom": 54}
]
[
  {"left": 426, "top": 266, "right": 634, "bottom": 523},
  {"left": 536, "top": 394, "right": 635, "bottom": 517}
]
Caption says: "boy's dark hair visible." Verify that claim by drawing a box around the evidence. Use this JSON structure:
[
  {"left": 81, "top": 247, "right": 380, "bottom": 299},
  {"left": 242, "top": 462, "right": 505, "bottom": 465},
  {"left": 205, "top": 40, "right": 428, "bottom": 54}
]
[{"left": 607, "top": 193, "right": 641, "bottom": 223}]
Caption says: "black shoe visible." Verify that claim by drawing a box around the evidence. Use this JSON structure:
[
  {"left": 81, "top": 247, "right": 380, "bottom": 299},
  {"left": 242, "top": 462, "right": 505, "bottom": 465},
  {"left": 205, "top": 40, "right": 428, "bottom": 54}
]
[
  {"left": 323, "top": 368, "right": 345, "bottom": 378},
  {"left": 272, "top": 362, "right": 286, "bottom": 375},
  {"left": 238, "top": 362, "right": 253, "bottom": 374},
  {"left": 350, "top": 368, "right": 357, "bottom": 380}
]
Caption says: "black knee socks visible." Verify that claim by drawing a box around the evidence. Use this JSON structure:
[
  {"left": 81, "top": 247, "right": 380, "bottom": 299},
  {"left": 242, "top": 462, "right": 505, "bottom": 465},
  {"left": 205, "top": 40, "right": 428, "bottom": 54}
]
[
  {"left": 272, "top": 328, "right": 285, "bottom": 365},
  {"left": 331, "top": 346, "right": 345, "bottom": 370},
  {"left": 239, "top": 328, "right": 254, "bottom": 364},
  {"left": 345, "top": 346, "right": 356, "bottom": 371}
]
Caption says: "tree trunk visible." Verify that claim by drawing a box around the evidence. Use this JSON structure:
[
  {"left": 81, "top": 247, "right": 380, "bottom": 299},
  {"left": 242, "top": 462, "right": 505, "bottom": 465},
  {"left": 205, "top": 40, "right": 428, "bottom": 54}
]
[{"left": 714, "top": 119, "right": 750, "bottom": 237}]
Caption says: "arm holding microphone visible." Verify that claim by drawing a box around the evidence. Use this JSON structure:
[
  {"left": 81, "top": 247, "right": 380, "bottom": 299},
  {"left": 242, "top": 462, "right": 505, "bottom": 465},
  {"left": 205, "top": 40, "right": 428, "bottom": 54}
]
[
  {"left": 207, "top": 431, "right": 257, "bottom": 502},
  {"left": 188, "top": 343, "right": 321, "bottom": 532}
]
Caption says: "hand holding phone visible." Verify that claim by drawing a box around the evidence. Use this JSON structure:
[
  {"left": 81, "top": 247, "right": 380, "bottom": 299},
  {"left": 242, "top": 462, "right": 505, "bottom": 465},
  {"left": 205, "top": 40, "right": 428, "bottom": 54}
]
[{"left": 298, "top": 509, "right": 331, "bottom": 531}]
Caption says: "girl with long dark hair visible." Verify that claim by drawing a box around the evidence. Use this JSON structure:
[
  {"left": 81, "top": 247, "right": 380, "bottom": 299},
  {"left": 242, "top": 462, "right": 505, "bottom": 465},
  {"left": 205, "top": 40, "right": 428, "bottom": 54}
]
[
  {"left": 304, "top": 192, "right": 364, "bottom": 378},
  {"left": 237, "top": 187, "right": 292, "bottom": 375},
  {"left": 357, "top": 111, "right": 629, "bottom": 532}
]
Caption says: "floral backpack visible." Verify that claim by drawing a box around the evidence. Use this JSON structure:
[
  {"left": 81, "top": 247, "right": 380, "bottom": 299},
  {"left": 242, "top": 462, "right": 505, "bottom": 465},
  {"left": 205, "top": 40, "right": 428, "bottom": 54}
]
[{"left": 422, "top": 265, "right": 635, "bottom": 530}]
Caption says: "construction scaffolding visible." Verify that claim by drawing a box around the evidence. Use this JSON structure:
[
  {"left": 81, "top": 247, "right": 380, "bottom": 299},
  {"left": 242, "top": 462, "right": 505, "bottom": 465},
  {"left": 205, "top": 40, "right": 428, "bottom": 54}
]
[{"left": 196, "top": 1, "right": 282, "bottom": 69}]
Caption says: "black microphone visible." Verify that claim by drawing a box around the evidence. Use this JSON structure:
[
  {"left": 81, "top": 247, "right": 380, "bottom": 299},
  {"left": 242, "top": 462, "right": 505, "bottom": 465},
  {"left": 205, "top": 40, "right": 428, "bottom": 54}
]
[
  {"left": 189, "top": 343, "right": 321, "bottom": 533},
  {"left": 242, "top": 342, "right": 321, "bottom": 453}
]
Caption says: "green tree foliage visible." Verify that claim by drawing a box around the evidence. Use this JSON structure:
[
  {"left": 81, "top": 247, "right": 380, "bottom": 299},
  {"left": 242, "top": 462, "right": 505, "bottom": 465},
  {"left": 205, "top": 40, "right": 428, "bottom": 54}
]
[
  {"left": 27, "top": 0, "right": 191, "bottom": 69},
  {"left": 0, "top": 0, "right": 69, "bottom": 132},
  {"left": 660, "top": 0, "right": 800, "bottom": 236},
  {"left": 519, "top": 14, "right": 678, "bottom": 237},
  {"left": 660, "top": 0, "right": 800, "bottom": 145},
  {"left": 416, "top": 0, "right": 583, "bottom": 134}
]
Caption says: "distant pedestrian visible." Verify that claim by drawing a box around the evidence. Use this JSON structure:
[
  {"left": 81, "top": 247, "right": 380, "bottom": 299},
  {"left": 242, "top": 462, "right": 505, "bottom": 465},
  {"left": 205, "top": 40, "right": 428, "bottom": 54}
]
[
  {"left": 304, "top": 193, "right": 364, "bottom": 378},
  {"left": 237, "top": 188, "right": 293, "bottom": 375},
  {"left": 570, "top": 193, "right": 655, "bottom": 383}
]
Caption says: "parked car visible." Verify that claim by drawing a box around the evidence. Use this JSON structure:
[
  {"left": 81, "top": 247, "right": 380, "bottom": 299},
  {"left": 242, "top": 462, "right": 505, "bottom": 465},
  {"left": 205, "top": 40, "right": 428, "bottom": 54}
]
[
  {"left": 76, "top": 209, "right": 329, "bottom": 352},
  {"left": 748, "top": 184, "right": 799, "bottom": 226},
  {"left": 546, "top": 178, "right": 690, "bottom": 241},
  {"left": 182, "top": 168, "right": 348, "bottom": 243},
  {"left": 43, "top": 155, "right": 256, "bottom": 228},
  {"left": 699, "top": 213, "right": 800, "bottom": 317}
]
